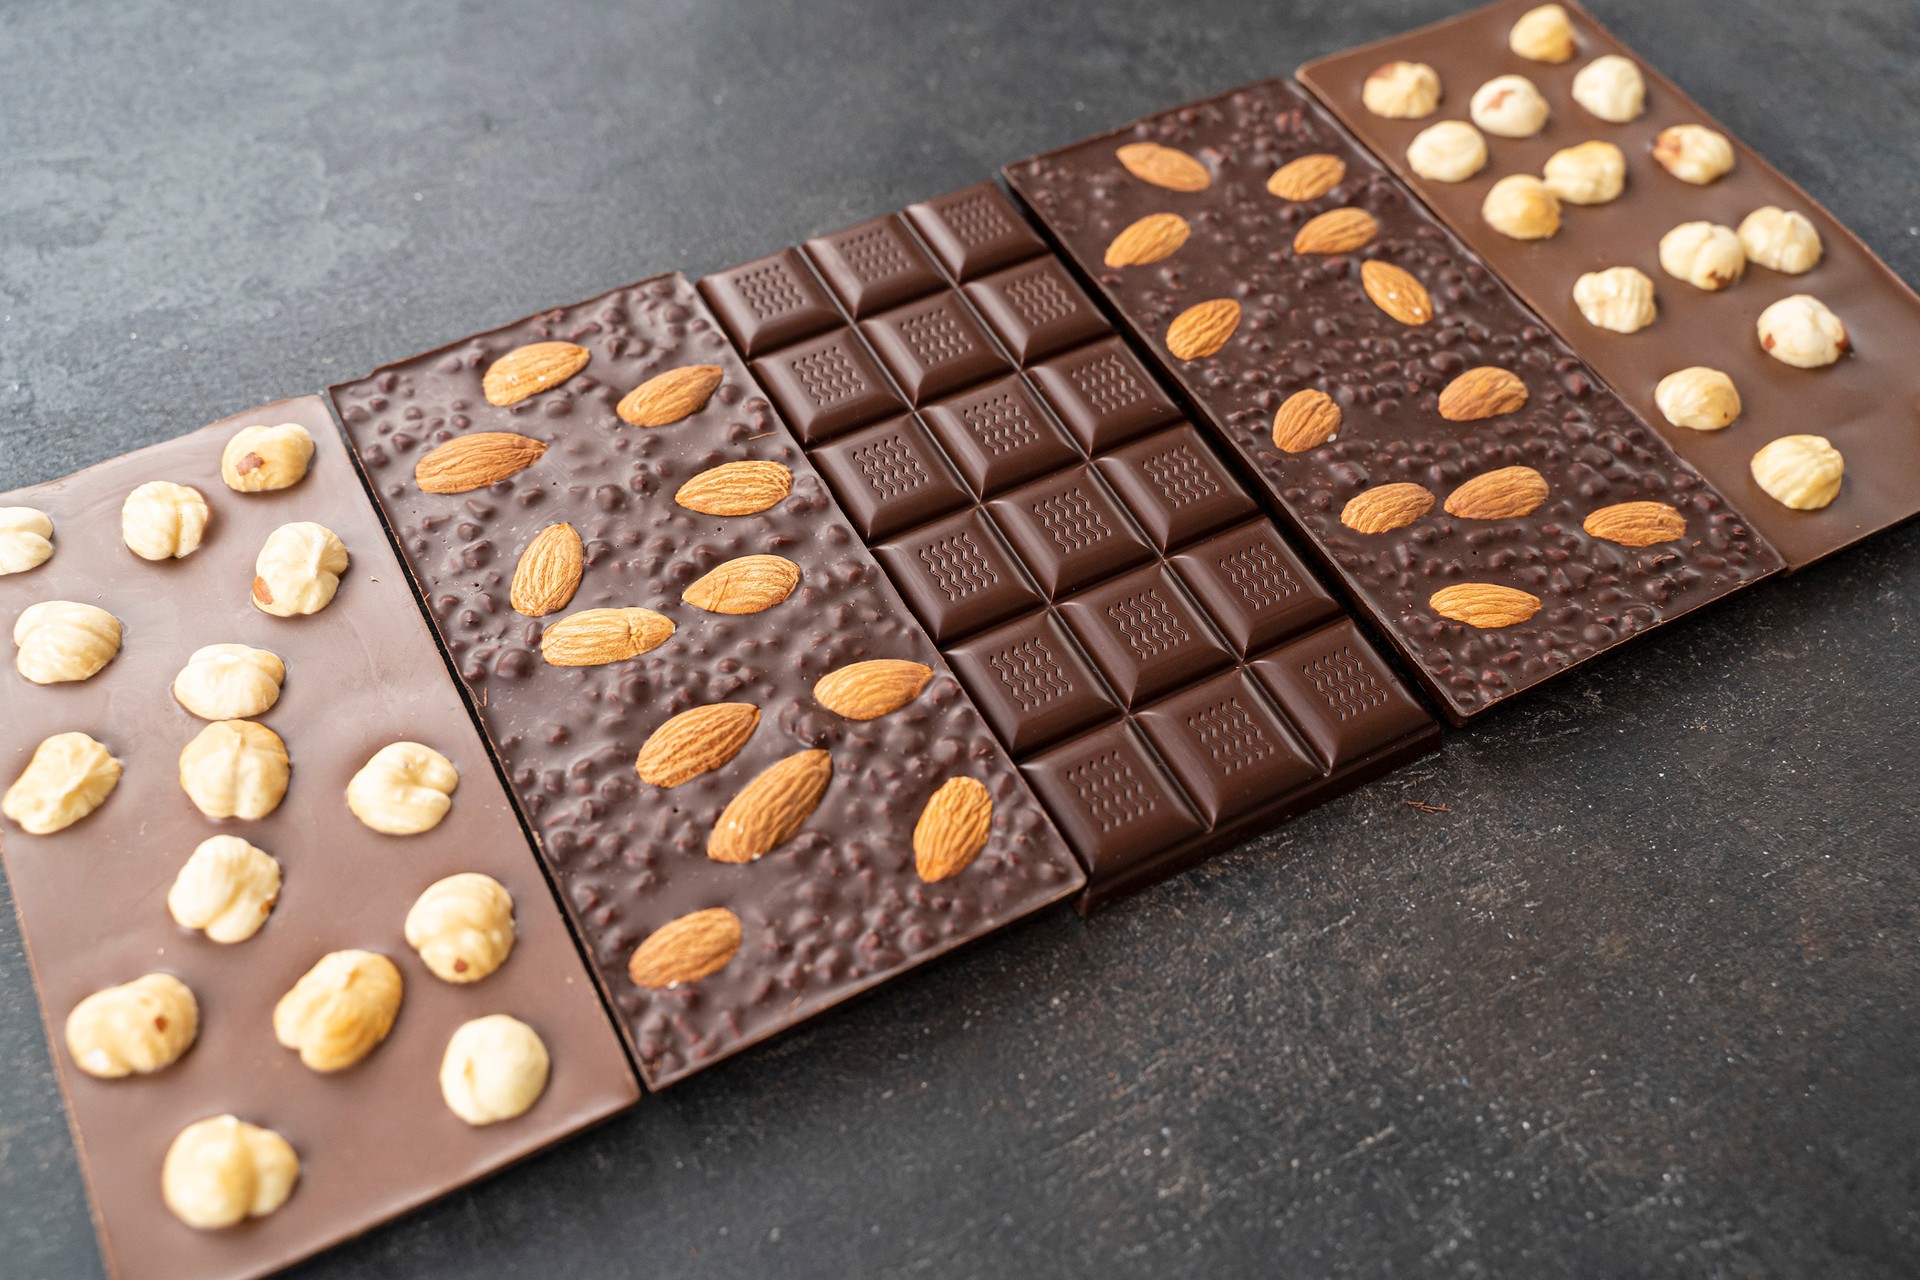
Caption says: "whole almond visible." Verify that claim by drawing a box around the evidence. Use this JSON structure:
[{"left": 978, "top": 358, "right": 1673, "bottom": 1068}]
[
  {"left": 635, "top": 703, "right": 761, "bottom": 787},
  {"left": 414, "top": 433, "right": 547, "bottom": 494},
  {"left": 508, "top": 523, "right": 584, "bottom": 616},
  {"left": 627, "top": 908, "right": 742, "bottom": 989},
  {"left": 914, "top": 777, "right": 993, "bottom": 883},
  {"left": 708, "top": 749, "right": 832, "bottom": 864},
  {"left": 1293, "top": 207, "right": 1379, "bottom": 254},
  {"left": 1268, "top": 153, "right": 1347, "bottom": 201},
  {"left": 1166, "top": 298, "right": 1240, "bottom": 361},
  {"left": 1430, "top": 583, "right": 1542, "bottom": 629},
  {"left": 1444, "top": 466, "right": 1549, "bottom": 520},
  {"left": 674, "top": 461, "right": 794, "bottom": 516},
  {"left": 1437, "top": 367, "right": 1529, "bottom": 422},
  {"left": 540, "top": 607, "right": 674, "bottom": 666},
  {"left": 481, "top": 342, "right": 591, "bottom": 407},
  {"left": 1583, "top": 501, "right": 1687, "bottom": 547},
  {"left": 814, "top": 659, "right": 933, "bottom": 720},
  {"left": 617, "top": 365, "right": 724, "bottom": 428},
  {"left": 1341, "top": 482, "right": 1436, "bottom": 533},
  {"left": 1116, "top": 142, "right": 1210, "bottom": 192},
  {"left": 1272, "top": 389, "right": 1342, "bottom": 453},
  {"left": 1104, "top": 213, "right": 1191, "bottom": 268},
  {"left": 682, "top": 554, "right": 801, "bottom": 615},
  {"left": 1360, "top": 261, "right": 1434, "bottom": 325}
]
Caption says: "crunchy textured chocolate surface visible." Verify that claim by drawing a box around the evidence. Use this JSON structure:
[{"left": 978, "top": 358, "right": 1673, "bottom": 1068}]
[
  {"left": 1005, "top": 79, "right": 1783, "bottom": 723},
  {"left": 701, "top": 185, "right": 1439, "bottom": 906},
  {"left": 331, "top": 274, "right": 1083, "bottom": 1088},
  {"left": 1299, "top": 0, "right": 1920, "bottom": 572},
  {"left": 0, "top": 399, "right": 638, "bottom": 1280}
]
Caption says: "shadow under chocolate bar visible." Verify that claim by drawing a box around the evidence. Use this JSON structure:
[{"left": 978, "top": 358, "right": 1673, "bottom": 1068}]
[{"left": 700, "top": 183, "right": 1441, "bottom": 909}]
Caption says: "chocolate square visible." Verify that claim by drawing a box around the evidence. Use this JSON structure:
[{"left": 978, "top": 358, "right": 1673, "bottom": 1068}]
[
  {"left": 904, "top": 182, "right": 1046, "bottom": 281},
  {"left": 1171, "top": 521, "right": 1341, "bottom": 657},
  {"left": 986, "top": 466, "right": 1155, "bottom": 598},
  {"left": 1021, "top": 722, "right": 1205, "bottom": 881},
  {"left": 921, "top": 375, "right": 1081, "bottom": 498},
  {"left": 963, "top": 257, "right": 1110, "bottom": 364},
  {"left": 804, "top": 213, "right": 944, "bottom": 317},
  {"left": 1094, "top": 425, "right": 1257, "bottom": 551},
  {"left": 875, "top": 508, "right": 1044, "bottom": 643},
  {"left": 698, "top": 248, "right": 840, "bottom": 357},
  {"left": 1134, "top": 670, "right": 1322, "bottom": 825},
  {"left": 751, "top": 330, "right": 905, "bottom": 443},
  {"left": 1252, "top": 622, "right": 1435, "bottom": 771},
  {"left": 810, "top": 414, "right": 972, "bottom": 541},
  {"left": 1027, "top": 335, "right": 1181, "bottom": 452},
  {"left": 1056, "top": 563, "right": 1235, "bottom": 708},
  {"left": 858, "top": 292, "right": 1012, "bottom": 405},
  {"left": 947, "top": 611, "right": 1120, "bottom": 755}
]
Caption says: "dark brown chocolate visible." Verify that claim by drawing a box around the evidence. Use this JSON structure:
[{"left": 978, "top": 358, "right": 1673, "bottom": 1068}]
[
  {"left": 330, "top": 275, "right": 1086, "bottom": 1088},
  {"left": 0, "top": 399, "right": 638, "bottom": 1280},
  {"left": 1298, "top": 0, "right": 1920, "bottom": 570},
  {"left": 700, "top": 184, "right": 1440, "bottom": 907},
  {"left": 1005, "top": 81, "right": 1783, "bottom": 724}
]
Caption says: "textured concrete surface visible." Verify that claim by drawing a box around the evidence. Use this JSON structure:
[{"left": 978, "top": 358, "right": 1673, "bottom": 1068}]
[{"left": 2, "top": 1, "right": 1916, "bottom": 1276}]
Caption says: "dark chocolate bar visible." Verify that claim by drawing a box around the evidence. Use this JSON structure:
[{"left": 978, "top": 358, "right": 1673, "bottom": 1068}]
[
  {"left": 330, "top": 274, "right": 1085, "bottom": 1088},
  {"left": 1004, "top": 81, "right": 1783, "bottom": 724},
  {"left": 1298, "top": 0, "right": 1920, "bottom": 570},
  {"left": 699, "top": 184, "right": 1440, "bottom": 907},
  {"left": 0, "top": 399, "right": 638, "bottom": 1280}
]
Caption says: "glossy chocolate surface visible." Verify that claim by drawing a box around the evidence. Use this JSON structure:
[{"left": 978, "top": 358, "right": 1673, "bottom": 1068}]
[
  {"left": 702, "top": 185, "right": 1440, "bottom": 907},
  {"left": 0, "top": 399, "right": 638, "bottom": 1280},
  {"left": 1298, "top": 0, "right": 1920, "bottom": 570},
  {"left": 1006, "top": 80, "right": 1783, "bottom": 723},
  {"left": 331, "top": 276, "right": 1085, "bottom": 1088}
]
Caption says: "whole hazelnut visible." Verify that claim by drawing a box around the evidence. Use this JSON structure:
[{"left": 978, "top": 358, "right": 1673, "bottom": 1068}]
[
  {"left": 168, "top": 835, "right": 282, "bottom": 944},
  {"left": 172, "top": 642, "right": 287, "bottom": 721},
  {"left": 1542, "top": 140, "right": 1626, "bottom": 205},
  {"left": 1573, "top": 267, "right": 1658, "bottom": 334},
  {"left": 0, "top": 507, "right": 54, "bottom": 576},
  {"left": 1481, "top": 175, "right": 1562, "bottom": 240},
  {"left": 1572, "top": 55, "right": 1646, "bottom": 123},
  {"left": 1363, "top": 61, "right": 1442, "bottom": 119},
  {"left": 1470, "top": 75, "right": 1550, "bottom": 138},
  {"left": 440, "top": 1015, "right": 550, "bottom": 1126},
  {"left": 406, "top": 873, "right": 516, "bottom": 983},
  {"left": 1509, "top": 4, "right": 1577, "bottom": 63},
  {"left": 121, "top": 481, "right": 211, "bottom": 561},
  {"left": 1655, "top": 367, "right": 1742, "bottom": 430},
  {"left": 1658, "top": 221, "right": 1746, "bottom": 291},
  {"left": 1738, "top": 207, "right": 1823, "bottom": 274},
  {"left": 1756, "top": 294, "right": 1848, "bottom": 368},
  {"left": 1751, "top": 435, "right": 1844, "bottom": 510},
  {"left": 347, "top": 741, "right": 459, "bottom": 835},
  {"left": 1652, "top": 125, "right": 1735, "bottom": 184},
  {"left": 179, "top": 719, "right": 290, "bottom": 820},
  {"left": 221, "top": 423, "right": 315, "bottom": 493},
  {"left": 65, "top": 973, "right": 198, "bottom": 1079},
  {"left": 1406, "top": 120, "right": 1487, "bottom": 183},
  {"left": 252, "top": 521, "right": 348, "bottom": 617},
  {"left": 273, "top": 949, "right": 403, "bottom": 1072},
  {"left": 13, "top": 600, "right": 121, "bottom": 685},
  {"left": 2, "top": 732, "right": 121, "bottom": 834},
  {"left": 161, "top": 1116, "right": 299, "bottom": 1230}
]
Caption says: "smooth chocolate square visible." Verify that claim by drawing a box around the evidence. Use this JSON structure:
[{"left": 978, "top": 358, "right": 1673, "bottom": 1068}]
[
  {"left": 1022, "top": 722, "right": 1205, "bottom": 880},
  {"left": 1252, "top": 621, "right": 1434, "bottom": 771},
  {"left": 964, "top": 257, "right": 1110, "bottom": 364},
  {"left": 698, "top": 248, "right": 841, "bottom": 357},
  {"left": 859, "top": 292, "right": 1012, "bottom": 404},
  {"left": 811, "top": 414, "right": 972, "bottom": 541},
  {"left": 1056, "top": 563, "right": 1235, "bottom": 708},
  {"left": 752, "top": 330, "right": 905, "bottom": 443},
  {"left": 1028, "top": 335, "right": 1181, "bottom": 452},
  {"left": 986, "top": 466, "right": 1154, "bottom": 598},
  {"left": 947, "top": 611, "right": 1120, "bottom": 756},
  {"left": 1171, "top": 521, "right": 1341, "bottom": 657},
  {"left": 875, "top": 508, "right": 1044, "bottom": 643},
  {"left": 1135, "top": 670, "right": 1323, "bottom": 825},
  {"left": 905, "top": 182, "right": 1046, "bottom": 282},
  {"left": 1094, "top": 425, "right": 1257, "bottom": 551},
  {"left": 804, "top": 213, "right": 944, "bottom": 317},
  {"left": 921, "top": 375, "right": 1081, "bottom": 497}
]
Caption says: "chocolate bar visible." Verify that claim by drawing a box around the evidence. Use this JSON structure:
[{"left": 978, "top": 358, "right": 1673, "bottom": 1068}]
[
  {"left": 699, "top": 184, "right": 1440, "bottom": 906},
  {"left": 1004, "top": 82, "right": 1783, "bottom": 724},
  {"left": 0, "top": 398, "right": 637, "bottom": 1280},
  {"left": 1298, "top": 0, "right": 1920, "bottom": 569},
  {"left": 330, "top": 274, "right": 1085, "bottom": 1088}
]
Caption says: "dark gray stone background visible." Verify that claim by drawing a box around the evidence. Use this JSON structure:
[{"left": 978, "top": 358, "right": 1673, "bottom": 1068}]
[{"left": 2, "top": 1, "right": 1915, "bottom": 1276}]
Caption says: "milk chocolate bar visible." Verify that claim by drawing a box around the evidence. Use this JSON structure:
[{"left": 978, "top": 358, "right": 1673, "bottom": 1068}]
[{"left": 700, "top": 184, "right": 1440, "bottom": 906}]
